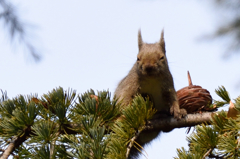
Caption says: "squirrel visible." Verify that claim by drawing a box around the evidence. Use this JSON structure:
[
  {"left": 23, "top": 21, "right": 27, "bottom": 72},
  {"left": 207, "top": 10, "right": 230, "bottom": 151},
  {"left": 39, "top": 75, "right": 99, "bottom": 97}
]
[{"left": 114, "top": 30, "right": 187, "bottom": 158}]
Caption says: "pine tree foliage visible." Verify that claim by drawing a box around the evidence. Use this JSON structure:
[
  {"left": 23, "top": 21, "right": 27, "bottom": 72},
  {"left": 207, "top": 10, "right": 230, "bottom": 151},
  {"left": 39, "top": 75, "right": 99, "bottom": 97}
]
[
  {"left": 0, "top": 87, "right": 155, "bottom": 158},
  {"left": 0, "top": 0, "right": 41, "bottom": 61},
  {"left": 175, "top": 86, "right": 240, "bottom": 159},
  {"left": 214, "top": 86, "right": 231, "bottom": 107}
]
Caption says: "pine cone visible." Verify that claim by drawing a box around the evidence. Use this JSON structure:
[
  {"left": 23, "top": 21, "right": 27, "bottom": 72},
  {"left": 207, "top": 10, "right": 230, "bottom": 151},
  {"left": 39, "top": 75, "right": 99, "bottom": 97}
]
[{"left": 177, "top": 71, "right": 213, "bottom": 114}]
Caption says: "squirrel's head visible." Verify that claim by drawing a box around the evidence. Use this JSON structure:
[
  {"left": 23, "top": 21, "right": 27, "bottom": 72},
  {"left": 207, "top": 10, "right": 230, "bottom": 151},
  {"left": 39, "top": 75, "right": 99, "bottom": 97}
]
[{"left": 137, "top": 30, "right": 169, "bottom": 77}]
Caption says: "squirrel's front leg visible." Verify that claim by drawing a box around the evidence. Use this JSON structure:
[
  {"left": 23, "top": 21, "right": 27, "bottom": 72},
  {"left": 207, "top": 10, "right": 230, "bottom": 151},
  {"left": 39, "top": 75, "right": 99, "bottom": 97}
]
[
  {"left": 170, "top": 100, "right": 187, "bottom": 119},
  {"left": 165, "top": 90, "right": 187, "bottom": 119}
]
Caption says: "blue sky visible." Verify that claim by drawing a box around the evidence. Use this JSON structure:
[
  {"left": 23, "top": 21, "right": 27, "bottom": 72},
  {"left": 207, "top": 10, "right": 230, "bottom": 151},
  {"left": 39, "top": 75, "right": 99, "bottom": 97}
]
[{"left": 0, "top": 0, "right": 239, "bottom": 158}]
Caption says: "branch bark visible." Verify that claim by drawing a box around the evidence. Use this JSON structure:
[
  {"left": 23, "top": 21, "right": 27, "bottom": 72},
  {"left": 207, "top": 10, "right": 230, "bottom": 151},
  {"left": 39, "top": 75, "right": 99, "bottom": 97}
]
[
  {"left": 0, "top": 127, "right": 31, "bottom": 159},
  {"left": 146, "top": 112, "right": 213, "bottom": 131},
  {"left": 0, "top": 140, "right": 15, "bottom": 159}
]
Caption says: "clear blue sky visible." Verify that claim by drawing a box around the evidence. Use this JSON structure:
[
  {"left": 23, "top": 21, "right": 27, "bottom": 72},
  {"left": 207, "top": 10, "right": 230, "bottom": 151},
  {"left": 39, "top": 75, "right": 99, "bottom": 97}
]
[{"left": 0, "top": 0, "right": 239, "bottom": 158}]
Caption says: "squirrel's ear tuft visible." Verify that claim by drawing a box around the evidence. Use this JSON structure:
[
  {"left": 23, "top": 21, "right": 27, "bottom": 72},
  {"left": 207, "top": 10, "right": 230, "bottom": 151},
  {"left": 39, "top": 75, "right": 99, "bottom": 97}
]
[
  {"left": 159, "top": 29, "right": 166, "bottom": 53},
  {"left": 138, "top": 29, "right": 143, "bottom": 51}
]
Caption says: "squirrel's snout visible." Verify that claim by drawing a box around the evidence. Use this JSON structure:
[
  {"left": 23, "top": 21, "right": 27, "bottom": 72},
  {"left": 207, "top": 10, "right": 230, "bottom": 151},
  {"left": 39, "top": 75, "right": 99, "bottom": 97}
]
[{"left": 144, "top": 64, "right": 156, "bottom": 74}]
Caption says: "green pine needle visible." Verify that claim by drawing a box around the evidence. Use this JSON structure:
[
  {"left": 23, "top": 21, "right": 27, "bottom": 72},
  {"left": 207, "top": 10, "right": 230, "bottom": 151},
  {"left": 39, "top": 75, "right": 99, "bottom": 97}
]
[
  {"left": 215, "top": 86, "right": 231, "bottom": 103},
  {"left": 211, "top": 110, "right": 227, "bottom": 133},
  {"left": 0, "top": 95, "right": 39, "bottom": 138},
  {"left": 187, "top": 124, "right": 218, "bottom": 154},
  {"left": 30, "top": 120, "right": 58, "bottom": 144},
  {"left": 218, "top": 131, "right": 240, "bottom": 158},
  {"left": 234, "top": 96, "right": 240, "bottom": 112},
  {"left": 0, "top": 89, "right": 7, "bottom": 103}
]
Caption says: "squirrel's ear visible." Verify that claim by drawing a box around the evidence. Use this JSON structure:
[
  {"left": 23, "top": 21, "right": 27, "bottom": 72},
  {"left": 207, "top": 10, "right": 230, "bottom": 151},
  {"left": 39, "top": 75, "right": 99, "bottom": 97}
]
[
  {"left": 159, "top": 29, "right": 166, "bottom": 53},
  {"left": 138, "top": 29, "right": 143, "bottom": 50}
]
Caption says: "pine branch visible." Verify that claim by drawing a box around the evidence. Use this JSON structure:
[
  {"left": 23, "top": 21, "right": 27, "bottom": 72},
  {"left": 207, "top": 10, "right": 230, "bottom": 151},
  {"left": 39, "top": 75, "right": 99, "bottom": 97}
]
[
  {"left": 0, "top": 127, "right": 31, "bottom": 159},
  {"left": 0, "top": 112, "right": 214, "bottom": 159},
  {"left": 50, "top": 131, "right": 61, "bottom": 159},
  {"left": 202, "top": 148, "right": 212, "bottom": 159},
  {"left": 0, "top": 140, "right": 14, "bottom": 159},
  {"left": 126, "top": 131, "right": 141, "bottom": 158},
  {"left": 65, "top": 112, "right": 214, "bottom": 134},
  {"left": 0, "top": 0, "right": 41, "bottom": 61},
  {"left": 0, "top": 88, "right": 217, "bottom": 158},
  {"left": 62, "top": 112, "right": 214, "bottom": 135},
  {"left": 146, "top": 112, "right": 213, "bottom": 132},
  {"left": 215, "top": 86, "right": 231, "bottom": 104}
]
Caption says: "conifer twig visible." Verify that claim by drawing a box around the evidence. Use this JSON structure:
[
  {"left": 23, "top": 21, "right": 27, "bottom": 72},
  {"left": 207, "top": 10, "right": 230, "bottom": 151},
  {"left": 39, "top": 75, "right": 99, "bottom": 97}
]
[
  {"left": 126, "top": 130, "right": 147, "bottom": 159},
  {"left": 0, "top": 0, "right": 41, "bottom": 61},
  {"left": 126, "top": 135, "right": 138, "bottom": 158},
  {"left": 0, "top": 112, "right": 215, "bottom": 158},
  {"left": 50, "top": 131, "right": 61, "bottom": 159},
  {"left": 0, "top": 127, "right": 31, "bottom": 159},
  {"left": 146, "top": 112, "right": 214, "bottom": 131},
  {"left": 202, "top": 149, "right": 212, "bottom": 159},
  {"left": 67, "top": 112, "right": 214, "bottom": 134},
  {"left": 0, "top": 139, "right": 15, "bottom": 159}
]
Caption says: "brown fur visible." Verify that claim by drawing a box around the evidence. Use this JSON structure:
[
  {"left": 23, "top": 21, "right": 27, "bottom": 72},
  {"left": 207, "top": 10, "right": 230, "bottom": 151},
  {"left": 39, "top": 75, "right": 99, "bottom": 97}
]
[
  {"left": 114, "top": 30, "right": 187, "bottom": 158},
  {"left": 115, "top": 30, "right": 186, "bottom": 118}
]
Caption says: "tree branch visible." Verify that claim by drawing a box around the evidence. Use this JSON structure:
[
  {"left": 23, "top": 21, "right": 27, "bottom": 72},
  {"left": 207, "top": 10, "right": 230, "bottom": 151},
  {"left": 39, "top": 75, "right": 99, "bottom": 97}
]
[
  {"left": 202, "top": 148, "right": 212, "bottom": 159},
  {"left": 0, "top": 140, "right": 15, "bottom": 159},
  {"left": 0, "top": 112, "right": 214, "bottom": 158},
  {"left": 0, "top": 0, "right": 41, "bottom": 62},
  {"left": 0, "top": 127, "right": 31, "bottom": 159},
  {"left": 146, "top": 112, "right": 213, "bottom": 131},
  {"left": 65, "top": 112, "right": 214, "bottom": 134}
]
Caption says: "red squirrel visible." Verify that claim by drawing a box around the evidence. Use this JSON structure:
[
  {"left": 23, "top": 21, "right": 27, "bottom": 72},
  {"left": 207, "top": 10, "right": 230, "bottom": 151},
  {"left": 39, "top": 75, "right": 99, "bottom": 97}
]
[{"left": 114, "top": 30, "right": 187, "bottom": 158}]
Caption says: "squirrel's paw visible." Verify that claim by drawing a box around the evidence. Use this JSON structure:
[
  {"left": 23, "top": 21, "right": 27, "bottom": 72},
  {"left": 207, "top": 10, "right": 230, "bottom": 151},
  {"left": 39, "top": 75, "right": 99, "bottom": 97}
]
[
  {"left": 179, "top": 108, "right": 187, "bottom": 117},
  {"left": 170, "top": 106, "right": 187, "bottom": 120}
]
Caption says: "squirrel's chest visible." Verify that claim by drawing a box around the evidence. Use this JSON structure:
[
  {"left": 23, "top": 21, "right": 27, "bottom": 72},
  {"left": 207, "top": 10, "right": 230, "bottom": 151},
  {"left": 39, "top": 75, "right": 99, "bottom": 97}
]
[{"left": 139, "top": 78, "right": 166, "bottom": 111}]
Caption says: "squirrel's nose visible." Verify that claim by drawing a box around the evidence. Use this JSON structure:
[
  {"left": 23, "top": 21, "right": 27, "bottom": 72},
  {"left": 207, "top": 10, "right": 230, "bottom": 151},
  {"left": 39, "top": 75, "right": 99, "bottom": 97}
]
[{"left": 145, "top": 64, "right": 155, "bottom": 73}]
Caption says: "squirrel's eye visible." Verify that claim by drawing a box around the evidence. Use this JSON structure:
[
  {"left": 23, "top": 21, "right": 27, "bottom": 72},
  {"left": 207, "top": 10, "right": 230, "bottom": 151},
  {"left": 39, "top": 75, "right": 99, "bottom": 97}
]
[
  {"left": 160, "top": 56, "right": 164, "bottom": 60},
  {"left": 137, "top": 57, "right": 140, "bottom": 61}
]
